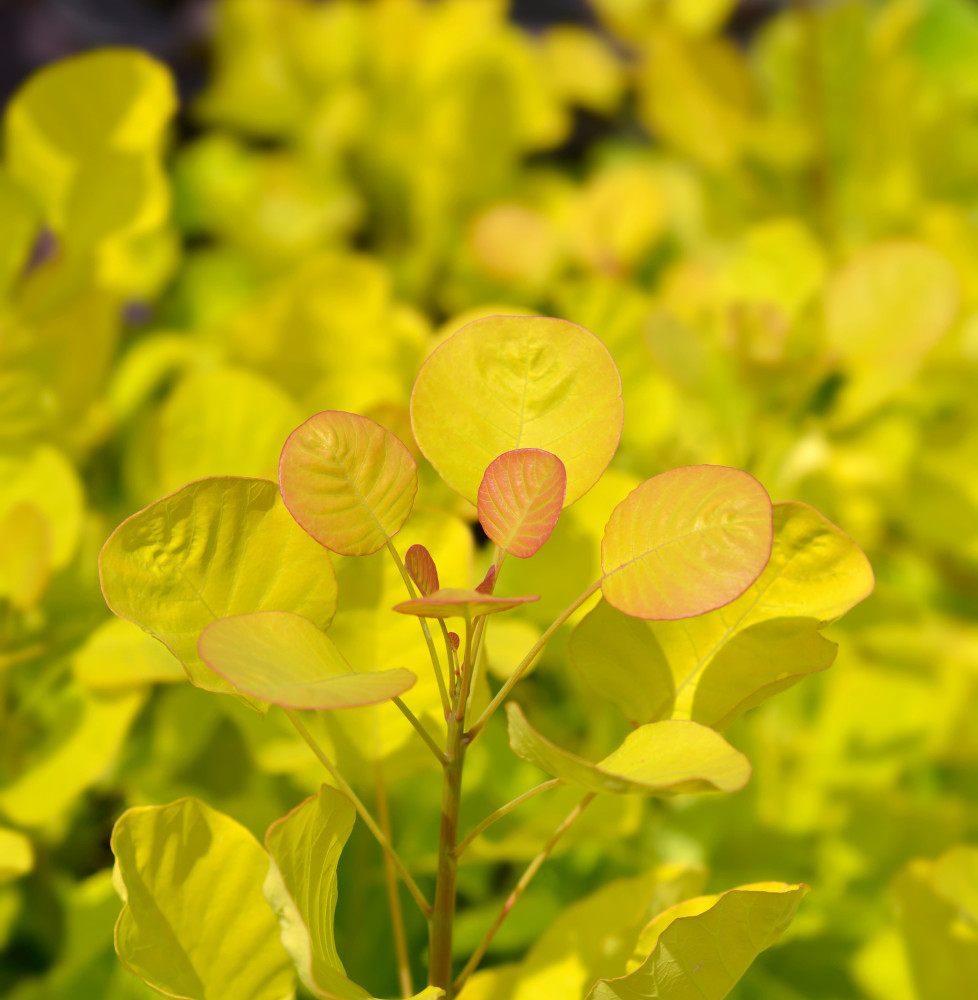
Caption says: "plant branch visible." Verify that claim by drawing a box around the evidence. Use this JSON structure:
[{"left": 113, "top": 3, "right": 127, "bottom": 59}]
[
  {"left": 393, "top": 695, "right": 448, "bottom": 764},
  {"left": 375, "top": 759, "right": 414, "bottom": 997},
  {"left": 452, "top": 793, "right": 596, "bottom": 993},
  {"left": 285, "top": 709, "right": 432, "bottom": 918},
  {"left": 451, "top": 779, "right": 561, "bottom": 859},
  {"left": 465, "top": 578, "right": 602, "bottom": 744},
  {"left": 386, "top": 537, "right": 451, "bottom": 717}
]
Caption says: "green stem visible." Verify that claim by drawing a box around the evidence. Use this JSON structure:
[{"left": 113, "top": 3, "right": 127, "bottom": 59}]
[
  {"left": 428, "top": 619, "right": 475, "bottom": 995},
  {"left": 393, "top": 696, "right": 447, "bottom": 764},
  {"left": 285, "top": 709, "right": 432, "bottom": 918},
  {"left": 376, "top": 759, "right": 414, "bottom": 997},
  {"left": 451, "top": 779, "right": 561, "bottom": 859},
  {"left": 386, "top": 537, "right": 451, "bottom": 718},
  {"left": 465, "top": 578, "right": 602, "bottom": 745},
  {"left": 452, "top": 793, "right": 596, "bottom": 993}
]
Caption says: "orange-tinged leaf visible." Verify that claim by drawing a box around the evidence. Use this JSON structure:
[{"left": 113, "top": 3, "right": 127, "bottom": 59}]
[
  {"left": 405, "top": 543, "right": 439, "bottom": 595},
  {"left": 199, "top": 611, "right": 416, "bottom": 710},
  {"left": 280, "top": 411, "right": 417, "bottom": 557},
  {"left": 478, "top": 449, "right": 567, "bottom": 558},
  {"left": 601, "top": 466, "right": 772, "bottom": 620},
  {"left": 411, "top": 315, "right": 622, "bottom": 505},
  {"left": 476, "top": 565, "right": 497, "bottom": 594},
  {"left": 393, "top": 587, "right": 539, "bottom": 620}
]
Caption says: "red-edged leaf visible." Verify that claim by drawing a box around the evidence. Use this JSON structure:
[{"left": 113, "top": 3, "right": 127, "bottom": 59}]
[
  {"left": 476, "top": 565, "right": 497, "bottom": 594},
  {"left": 478, "top": 449, "right": 567, "bottom": 558},
  {"left": 448, "top": 632, "right": 460, "bottom": 652},
  {"left": 405, "top": 543, "right": 439, "bottom": 596},
  {"left": 393, "top": 587, "right": 539, "bottom": 620}
]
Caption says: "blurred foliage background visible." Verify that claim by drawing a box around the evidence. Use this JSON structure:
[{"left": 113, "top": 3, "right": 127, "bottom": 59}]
[{"left": 1, "top": 0, "right": 976, "bottom": 998}]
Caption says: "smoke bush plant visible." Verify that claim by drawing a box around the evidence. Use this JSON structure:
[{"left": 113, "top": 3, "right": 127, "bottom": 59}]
[{"left": 99, "top": 315, "right": 873, "bottom": 1000}]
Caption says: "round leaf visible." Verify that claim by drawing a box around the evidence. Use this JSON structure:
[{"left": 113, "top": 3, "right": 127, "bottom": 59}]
[
  {"left": 410, "top": 315, "right": 623, "bottom": 505},
  {"left": 99, "top": 477, "right": 338, "bottom": 697},
  {"left": 506, "top": 704, "right": 750, "bottom": 796},
  {"left": 280, "top": 410, "right": 418, "bottom": 556},
  {"left": 112, "top": 798, "right": 294, "bottom": 1000},
  {"left": 199, "top": 611, "right": 416, "bottom": 710},
  {"left": 601, "top": 466, "right": 773, "bottom": 620},
  {"left": 393, "top": 587, "right": 540, "bottom": 620},
  {"left": 478, "top": 449, "right": 567, "bottom": 558}
]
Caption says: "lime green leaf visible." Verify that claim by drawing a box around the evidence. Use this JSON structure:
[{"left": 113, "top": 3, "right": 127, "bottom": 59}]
[
  {"left": 0, "top": 688, "right": 145, "bottom": 827},
  {"left": 73, "top": 617, "right": 185, "bottom": 690},
  {"left": 0, "top": 170, "right": 39, "bottom": 293},
  {"left": 506, "top": 704, "right": 750, "bottom": 795},
  {"left": 0, "top": 827, "right": 34, "bottom": 883},
  {"left": 825, "top": 242, "right": 959, "bottom": 420},
  {"left": 199, "top": 611, "right": 416, "bottom": 709},
  {"left": 896, "top": 848, "right": 978, "bottom": 1000},
  {"left": 410, "top": 316, "right": 623, "bottom": 505},
  {"left": 263, "top": 784, "right": 364, "bottom": 999},
  {"left": 588, "top": 883, "right": 809, "bottom": 999},
  {"left": 99, "top": 477, "right": 338, "bottom": 697},
  {"left": 112, "top": 798, "right": 294, "bottom": 1000},
  {"left": 568, "top": 599, "right": 675, "bottom": 723},
  {"left": 280, "top": 410, "right": 418, "bottom": 556},
  {"left": 5, "top": 49, "right": 176, "bottom": 246},
  {"left": 394, "top": 588, "right": 539, "bottom": 621},
  {"left": 0, "top": 503, "right": 50, "bottom": 611},
  {"left": 574, "top": 501, "right": 872, "bottom": 724},
  {"left": 405, "top": 543, "right": 440, "bottom": 595},
  {"left": 478, "top": 449, "right": 566, "bottom": 558},
  {"left": 600, "top": 466, "right": 773, "bottom": 620},
  {"left": 691, "top": 618, "right": 837, "bottom": 729}
]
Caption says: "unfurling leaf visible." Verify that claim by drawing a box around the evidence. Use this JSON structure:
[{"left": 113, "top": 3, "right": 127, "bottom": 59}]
[
  {"left": 587, "top": 883, "right": 809, "bottom": 999},
  {"left": 600, "top": 465, "right": 772, "bottom": 620},
  {"left": 476, "top": 565, "right": 497, "bottom": 594},
  {"left": 411, "top": 316, "right": 623, "bottom": 505},
  {"left": 406, "top": 543, "right": 440, "bottom": 595},
  {"left": 478, "top": 449, "right": 567, "bottom": 558},
  {"left": 280, "top": 410, "right": 418, "bottom": 556},
  {"left": 199, "top": 611, "right": 416, "bottom": 710},
  {"left": 99, "top": 477, "right": 338, "bottom": 698},
  {"left": 506, "top": 704, "right": 750, "bottom": 795},
  {"left": 112, "top": 798, "right": 294, "bottom": 1000},
  {"left": 393, "top": 588, "right": 539, "bottom": 620}
]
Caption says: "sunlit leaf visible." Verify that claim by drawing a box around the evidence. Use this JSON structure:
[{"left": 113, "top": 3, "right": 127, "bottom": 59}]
[
  {"left": 280, "top": 410, "right": 418, "bottom": 556},
  {"left": 406, "top": 543, "right": 440, "bottom": 595},
  {"left": 478, "top": 449, "right": 566, "bottom": 558},
  {"left": 0, "top": 688, "right": 146, "bottom": 827},
  {"left": 99, "top": 477, "right": 338, "bottom": 697},
  {"left": 112, "top": 797, "right": 294, "bottom": 1000},
  {"left": 0, "top": 827, "right": 34, "bottom": 884},
  {"left": 506, "top": 704, "right": 750, "bottom": 795},
  {"left": 411, "top": 316, "right": 623, "bottom": 505},
  {"left": 600, "top": 466, "right": 773, "bottom": 620},
  {"left": 0, "top": 503, "right": 50, "bottom": 611},
  {"left": 73, "top": 617, "right": 185, "bottom": 690},
  {"left": 394, "top": 588, "right": 539, "bottom": 621},
  {"left": 0, "top": 170, "right": 39, "bottom": 293},
  {"left": 588, "top": 883, "right": 808, "bottom": 999},
  {"left": 199, "top": 611, "right": 415, "bottom": 709},
  {"left": 575, "top": 501, "right": 872, "bottom": 724},
  {"left": 825, "top": 242, "right": 960, "bottom": 420}
]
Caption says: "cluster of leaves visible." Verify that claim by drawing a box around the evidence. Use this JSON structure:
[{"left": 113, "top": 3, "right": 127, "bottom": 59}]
[{"left": 1, "top": 1, "right": 977, "bottom": 998}]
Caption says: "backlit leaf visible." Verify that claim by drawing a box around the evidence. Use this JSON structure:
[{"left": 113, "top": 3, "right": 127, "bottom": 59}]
[
  {"left": 0, "top": 503, "right": 50, "bottom": 611},
  {"left": 600, "top": 466, "right": 773, "bottom": 620},
  {"left": 405, "top": 543, "right": 439, "bottom": 595},
  {"left": 394, "top": 588, "right": 539, "bottom": 621},
  {"left": 506, "top": 704, "right": 750, "bottom": 795},
  {"left": 588, "top": 883, "right": 808, "bottom": 999},
  {"left": 199, "top": 611, "right": 416, "bottom": 709},
  {"left": 280, "top": 410, "right": 418, "bottom": 556},
  {"left": 112, "top": 798, "right": 294, "bottom": 1000},
  {"left": 73, "top": 617, "right": 185, "bottom": 690},
  {"left": 478, "top": 449, "right": 566, "bottom": 558},
  {"left": 99, "top": 477, "right": 338, "bottom": 697},
  {"left": 573, "top": 501, "right": 872, "bottom": 725},
  {"left": 411, "top": 316, "right": 623, "bottom": 505}
]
